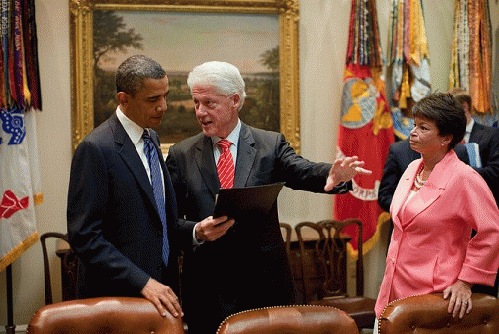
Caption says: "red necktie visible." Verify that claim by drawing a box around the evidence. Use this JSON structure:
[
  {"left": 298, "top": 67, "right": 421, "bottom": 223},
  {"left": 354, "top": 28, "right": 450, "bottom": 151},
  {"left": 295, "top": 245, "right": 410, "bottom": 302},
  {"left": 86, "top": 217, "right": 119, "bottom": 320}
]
[{"left": 217, "top": 139, "right": 234, "bottom": 189}]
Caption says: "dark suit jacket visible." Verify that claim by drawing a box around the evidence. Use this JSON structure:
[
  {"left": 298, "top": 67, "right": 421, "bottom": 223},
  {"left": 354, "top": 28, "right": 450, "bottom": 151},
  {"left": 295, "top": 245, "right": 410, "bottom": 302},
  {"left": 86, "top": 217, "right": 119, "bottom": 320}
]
[
  {"left": 166, "top": 122, "right": 349, "bottom": 334},
  {"left": 469, "top": 122, "right": 499, "bottom": 205},
  {"left": 467, "top": 122, "right": 499, "bottom": 296},
  {"left": 378, "top": 139, "right": 470, "bottom": 212},
  {"left": 67, "top": 113, "right": 193, "bottom": 299}
]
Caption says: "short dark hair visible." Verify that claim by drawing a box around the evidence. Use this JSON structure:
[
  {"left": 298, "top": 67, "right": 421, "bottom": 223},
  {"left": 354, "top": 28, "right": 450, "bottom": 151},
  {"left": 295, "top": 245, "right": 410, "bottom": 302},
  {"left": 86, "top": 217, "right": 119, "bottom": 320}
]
[
  {"left": 412, "top": 92, "right": 467, "bottom": 150},
  {"left": 116, "top": 55, "right": 166, "bottom": 95}
]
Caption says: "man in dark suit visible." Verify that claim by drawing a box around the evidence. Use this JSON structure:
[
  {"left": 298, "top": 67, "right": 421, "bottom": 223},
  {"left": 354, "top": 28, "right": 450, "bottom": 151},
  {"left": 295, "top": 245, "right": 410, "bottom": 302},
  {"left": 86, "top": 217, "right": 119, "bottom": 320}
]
[
  {"left": 467, "top": 121, "right": 499, "bottom": 204},
  {"left": 450, "top": 88, "right": 499, "bottom": 297},
  {"left": 67, "top": 55, "right": 233, "bottom": 319},
  {"left": 450, "top": 88, "right": 499, "bottom": 206},
  {"left": 165, "top": 61, "right": 371, "bottom": 334}
]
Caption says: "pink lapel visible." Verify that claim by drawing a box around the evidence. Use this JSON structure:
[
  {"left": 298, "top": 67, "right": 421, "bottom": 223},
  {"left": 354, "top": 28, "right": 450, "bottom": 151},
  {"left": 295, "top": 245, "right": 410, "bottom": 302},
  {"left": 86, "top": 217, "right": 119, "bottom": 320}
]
[
  {"left": 390, "top": 159, "right": 422, "bottom": 229},
  {"left": 391, "top": 151, "right": 459, "bottom": 229}
]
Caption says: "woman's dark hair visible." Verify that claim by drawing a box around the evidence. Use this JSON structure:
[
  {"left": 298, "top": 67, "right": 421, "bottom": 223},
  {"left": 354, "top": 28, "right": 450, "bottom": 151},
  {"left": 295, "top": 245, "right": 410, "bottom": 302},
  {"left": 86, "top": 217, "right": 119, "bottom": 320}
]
[{"left": 411, "top": 93, "right": 467, "bottom": 150}]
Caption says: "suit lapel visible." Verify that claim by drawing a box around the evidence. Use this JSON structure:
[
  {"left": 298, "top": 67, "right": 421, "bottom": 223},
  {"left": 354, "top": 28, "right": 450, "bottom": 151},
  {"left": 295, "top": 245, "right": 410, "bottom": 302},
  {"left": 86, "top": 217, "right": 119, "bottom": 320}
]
[
  {"left": 192, "top": 123, "right": 257, "bottom": 194},
  {"left": 402, "top": 184, "right": 443, "bottom": 226},
  {"left": 195, "top": 136, "right": 219, "bottom": 198},
  {"left": 109, "top": 115, "right": 158, "bottom": 216},
  {"left": 234, "top": 123, "right": 257, "bottom": 188},
  {"left": 391, "top": 160, "right": 421, "bottom": 228},
  {"left": 469, "top": 122, "right": 484, "bottom": 143},
  {"left": 392, "top": 151, "right": 457, "bottom": 228}
]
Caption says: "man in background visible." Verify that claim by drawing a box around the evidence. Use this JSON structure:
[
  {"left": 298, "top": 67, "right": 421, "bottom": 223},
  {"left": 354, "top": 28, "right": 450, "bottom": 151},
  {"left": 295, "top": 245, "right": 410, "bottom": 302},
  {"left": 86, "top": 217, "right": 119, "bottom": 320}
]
[
  {"left": 449, "top": 87, "right": 499, "bottom": 297},
  {"left": 448, "top": 87, "right": 499, "bottom": 206},
  {"left": 166, "top": 61, "right": 372, "bottom": 334}
]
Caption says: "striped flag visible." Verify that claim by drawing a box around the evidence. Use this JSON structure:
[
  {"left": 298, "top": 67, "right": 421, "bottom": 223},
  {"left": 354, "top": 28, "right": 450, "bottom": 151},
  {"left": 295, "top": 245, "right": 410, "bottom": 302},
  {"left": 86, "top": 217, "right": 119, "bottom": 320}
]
[
  {"left": 449, "top": 0, "right": 497, "bottom": 126},
  {"left": 334, "top": 0, "right": 394, "bottom": 258},
  {"left": 387, "top": 0, "right": 432, "bottom": 140},
  {"left": 1, "top": 107, "right": 42, "bottom": 272},
  {"left": 0, "top": 0, "right": 42, "bottom": 272}
]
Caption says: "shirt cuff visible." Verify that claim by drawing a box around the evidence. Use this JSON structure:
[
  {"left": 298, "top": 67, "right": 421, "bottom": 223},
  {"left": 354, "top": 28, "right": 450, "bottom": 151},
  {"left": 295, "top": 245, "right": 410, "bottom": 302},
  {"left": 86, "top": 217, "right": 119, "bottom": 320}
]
[{"left": 192, "top": 223, "right": 204, "bottom": 245}]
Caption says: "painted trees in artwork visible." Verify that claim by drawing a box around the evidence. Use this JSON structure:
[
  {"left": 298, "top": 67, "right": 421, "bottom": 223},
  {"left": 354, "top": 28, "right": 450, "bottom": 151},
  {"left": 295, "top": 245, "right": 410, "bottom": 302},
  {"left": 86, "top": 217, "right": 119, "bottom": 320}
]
[{"left": 93, "top": 10, "right": 143, "bottom": 127}]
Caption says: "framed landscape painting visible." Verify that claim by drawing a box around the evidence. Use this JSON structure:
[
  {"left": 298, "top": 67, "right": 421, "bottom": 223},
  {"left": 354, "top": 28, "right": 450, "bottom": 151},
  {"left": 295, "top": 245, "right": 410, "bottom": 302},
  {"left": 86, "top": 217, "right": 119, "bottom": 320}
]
[{"left": 70, "top": 0, "right": 300, "bottom": 154}]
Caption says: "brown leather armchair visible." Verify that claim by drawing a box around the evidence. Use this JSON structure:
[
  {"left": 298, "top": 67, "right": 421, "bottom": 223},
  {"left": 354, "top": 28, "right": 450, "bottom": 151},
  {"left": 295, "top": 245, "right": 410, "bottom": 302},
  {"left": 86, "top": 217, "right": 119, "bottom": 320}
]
[
  {"left": 27, "top": 297, "right": 185, "bottom": 334},
  {"left": 379, "top": 293, "right": 499, "bottom": 333},
  {"left": 216, "top": 305, "right": 359, "bottom": 334}
]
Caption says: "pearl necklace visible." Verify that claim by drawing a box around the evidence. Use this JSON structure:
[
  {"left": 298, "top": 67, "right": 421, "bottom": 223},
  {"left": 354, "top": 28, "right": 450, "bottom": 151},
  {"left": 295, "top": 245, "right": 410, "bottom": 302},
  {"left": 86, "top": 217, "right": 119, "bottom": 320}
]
[{"left": 414, "top": 166, "right": 426, "bottom": 189}]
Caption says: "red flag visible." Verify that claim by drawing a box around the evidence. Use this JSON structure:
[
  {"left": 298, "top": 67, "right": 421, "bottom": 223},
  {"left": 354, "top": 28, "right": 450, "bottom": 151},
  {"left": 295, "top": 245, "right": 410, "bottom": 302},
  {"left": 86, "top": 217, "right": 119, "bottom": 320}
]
[
  {"left": 334, "top": 64, "right": 394, "bottom": 258},
  {"left": 334, "top": 0, "right": 394, "bottom": 258}
]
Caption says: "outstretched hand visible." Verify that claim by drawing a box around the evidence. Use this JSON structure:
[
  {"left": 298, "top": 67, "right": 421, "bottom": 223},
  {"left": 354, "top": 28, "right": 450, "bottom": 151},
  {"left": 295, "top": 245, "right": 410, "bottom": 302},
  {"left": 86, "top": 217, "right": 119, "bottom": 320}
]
[{"left": 324, "top": 156, "right": 372, "bottom": 191}]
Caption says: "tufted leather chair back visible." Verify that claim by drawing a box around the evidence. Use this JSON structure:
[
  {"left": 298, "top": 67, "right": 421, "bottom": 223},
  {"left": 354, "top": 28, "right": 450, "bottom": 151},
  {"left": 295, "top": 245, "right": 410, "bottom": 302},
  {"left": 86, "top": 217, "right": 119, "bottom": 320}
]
[
  {"left": 379, "top": 293, "right": 499, "bottom": 333},
  {"left": 27, "top": 297, "right": 185, "bottom": 334},
  {"left": 216, "top": 305, "right": 359, "bottom": 334}
]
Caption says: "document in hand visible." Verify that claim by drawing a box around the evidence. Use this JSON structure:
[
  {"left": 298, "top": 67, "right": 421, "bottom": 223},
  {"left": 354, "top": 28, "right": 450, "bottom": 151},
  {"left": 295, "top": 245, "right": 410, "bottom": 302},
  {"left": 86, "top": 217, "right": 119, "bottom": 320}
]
[{"left": 213, "top": 183, "right": 285, "bottom": 221}]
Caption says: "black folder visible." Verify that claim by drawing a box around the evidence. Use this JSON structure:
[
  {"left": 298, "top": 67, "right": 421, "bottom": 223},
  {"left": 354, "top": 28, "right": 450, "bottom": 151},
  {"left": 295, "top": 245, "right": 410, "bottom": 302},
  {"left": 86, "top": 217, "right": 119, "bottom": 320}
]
[{"left": 213, "top": 183, "right": 285, "bottom": 220}]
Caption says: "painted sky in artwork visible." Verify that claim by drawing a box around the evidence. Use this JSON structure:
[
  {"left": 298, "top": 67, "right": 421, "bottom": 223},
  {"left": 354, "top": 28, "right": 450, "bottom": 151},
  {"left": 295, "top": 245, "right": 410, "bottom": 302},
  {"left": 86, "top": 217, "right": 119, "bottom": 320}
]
[{"left": 98, "top": 11, "right": 279, "bottom": 73}]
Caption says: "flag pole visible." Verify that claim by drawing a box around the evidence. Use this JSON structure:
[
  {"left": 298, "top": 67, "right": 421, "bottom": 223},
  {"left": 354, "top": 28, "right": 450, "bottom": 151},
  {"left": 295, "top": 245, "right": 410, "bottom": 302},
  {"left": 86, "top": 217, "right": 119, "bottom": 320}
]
[{"left": 5, "top": 264, "right": 16, "bottom": 334}]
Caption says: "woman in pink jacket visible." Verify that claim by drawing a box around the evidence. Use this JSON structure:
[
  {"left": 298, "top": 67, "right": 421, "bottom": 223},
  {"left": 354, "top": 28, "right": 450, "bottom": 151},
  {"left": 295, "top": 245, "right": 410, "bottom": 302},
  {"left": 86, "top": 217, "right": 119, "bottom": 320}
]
[{"left": 374, "top": 93, "right": 499, "bottom": 332}]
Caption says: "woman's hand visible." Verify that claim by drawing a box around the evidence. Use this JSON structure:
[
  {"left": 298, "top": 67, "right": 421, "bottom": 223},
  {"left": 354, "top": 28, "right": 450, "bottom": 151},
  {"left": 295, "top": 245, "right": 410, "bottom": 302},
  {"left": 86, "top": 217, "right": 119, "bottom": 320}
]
[{"left": 443, "top": 280, "right": 473, "bottom": 318}]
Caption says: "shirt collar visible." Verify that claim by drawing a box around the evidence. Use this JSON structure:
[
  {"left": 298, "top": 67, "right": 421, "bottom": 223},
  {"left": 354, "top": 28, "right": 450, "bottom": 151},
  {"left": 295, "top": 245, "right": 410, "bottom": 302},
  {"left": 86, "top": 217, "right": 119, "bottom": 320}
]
[
  {"left": 116, "top": 106, "right": 145, "bottom": 145},
  {"left": 212, "top": 119, "right": 241, "bottom": 147},
  {"left": 466, "top": 118, "right": 474, "bottom": 134}
]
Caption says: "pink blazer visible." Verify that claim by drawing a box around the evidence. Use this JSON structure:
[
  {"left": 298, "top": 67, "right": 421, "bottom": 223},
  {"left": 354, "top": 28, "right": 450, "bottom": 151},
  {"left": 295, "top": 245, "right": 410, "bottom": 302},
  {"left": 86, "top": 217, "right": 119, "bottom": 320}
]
[{"left": 375, "top": 150, "right": 499, "bottom": 317}]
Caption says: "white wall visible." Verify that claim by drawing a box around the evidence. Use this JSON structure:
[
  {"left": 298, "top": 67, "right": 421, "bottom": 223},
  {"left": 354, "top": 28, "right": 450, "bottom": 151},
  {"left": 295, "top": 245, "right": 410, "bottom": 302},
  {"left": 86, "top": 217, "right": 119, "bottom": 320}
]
[{"left": 1, "top": 0, "right": 498, "bottom": 326}]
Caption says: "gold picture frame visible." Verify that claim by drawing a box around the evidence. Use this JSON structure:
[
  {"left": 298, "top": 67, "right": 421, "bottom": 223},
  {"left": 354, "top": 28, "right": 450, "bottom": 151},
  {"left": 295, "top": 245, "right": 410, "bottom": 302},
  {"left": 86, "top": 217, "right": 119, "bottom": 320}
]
[{"left": 70, "top": 0, "right": 300, "bottom": 154}]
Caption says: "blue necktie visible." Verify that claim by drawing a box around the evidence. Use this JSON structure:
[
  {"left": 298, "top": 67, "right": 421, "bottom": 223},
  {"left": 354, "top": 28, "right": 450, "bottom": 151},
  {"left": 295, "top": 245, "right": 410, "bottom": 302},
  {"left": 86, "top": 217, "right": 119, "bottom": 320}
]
[{"left": 142, "top": 130, "right": 169, "bottom": 266}]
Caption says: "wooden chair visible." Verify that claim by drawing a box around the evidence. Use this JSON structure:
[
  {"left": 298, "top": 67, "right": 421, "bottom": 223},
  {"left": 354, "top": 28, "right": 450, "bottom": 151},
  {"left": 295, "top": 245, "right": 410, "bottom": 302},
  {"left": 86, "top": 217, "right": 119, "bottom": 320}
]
[
  {"left": 27, "top": 297, "right": 185, "bottom": 334},
  {"left": 379, "top": 293, "right": 499, "bottom": 333},
  {"left": 216, "top": 305, "right": 359, "bottom": 334},
  {"left": 279, "top": 222, "right": 292, "bottom": 256},
  {"left": 40, "top": 232, "right": 79, "bottom": 305},
  {"left": 295, "top": 219, "right": 376, "bottom": 330}
]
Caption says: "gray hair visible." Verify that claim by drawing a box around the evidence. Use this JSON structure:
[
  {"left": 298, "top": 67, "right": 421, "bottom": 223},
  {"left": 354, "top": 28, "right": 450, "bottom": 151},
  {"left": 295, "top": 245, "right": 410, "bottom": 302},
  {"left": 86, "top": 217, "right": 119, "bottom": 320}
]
[
  {"left": 187, "top": 61, "right": 246, "bottom": 110},
  {"left": 116, "top": 55, "right": 166, "bottom": 95}
]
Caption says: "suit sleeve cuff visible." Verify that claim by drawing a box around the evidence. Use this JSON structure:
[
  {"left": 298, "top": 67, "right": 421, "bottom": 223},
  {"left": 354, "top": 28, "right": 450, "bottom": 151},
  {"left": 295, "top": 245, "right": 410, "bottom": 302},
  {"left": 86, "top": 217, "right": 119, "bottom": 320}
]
[{"left": 327, "top": 181, "right": 352, "bottom": 194}]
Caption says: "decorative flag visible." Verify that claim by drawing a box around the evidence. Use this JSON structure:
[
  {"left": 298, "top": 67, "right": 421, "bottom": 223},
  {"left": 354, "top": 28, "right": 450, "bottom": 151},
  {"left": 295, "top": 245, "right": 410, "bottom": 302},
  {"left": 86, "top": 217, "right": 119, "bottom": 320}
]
[
  {"left": 0, "top": 0, "right": 43, "bottom": 272},
  {"left": 387, "top": 0, "right": 431, "bottom": 140},
  {"left": 334, "top": 0, "right": 394, "bottom": 258},
  {"left": 449, "top": 0, "right": 497, "bottom": 127}
]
